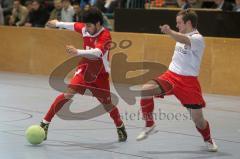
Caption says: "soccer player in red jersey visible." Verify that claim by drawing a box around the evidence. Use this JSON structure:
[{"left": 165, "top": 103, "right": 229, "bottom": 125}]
[
  {"left": 136, "top": 9, "right": 218, "bottom": 152},
  {"left": 40, "top": 7, "right": 127, "bottom": 142}
]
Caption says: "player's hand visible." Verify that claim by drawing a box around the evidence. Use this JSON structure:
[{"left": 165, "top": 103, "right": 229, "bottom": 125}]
[
  {"left": 159, "top": 25, "right": 171, "bottom": 34},
  {"left": 66, "top": 45, "right": 78, "bottom": 56},
  {"left": 46, "top": 20, "right": 59, "bottom": 28}
]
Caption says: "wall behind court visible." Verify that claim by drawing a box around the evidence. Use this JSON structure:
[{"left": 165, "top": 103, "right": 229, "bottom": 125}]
[{"left": 0, "top": 26, "right": 239, "bottom": 96}]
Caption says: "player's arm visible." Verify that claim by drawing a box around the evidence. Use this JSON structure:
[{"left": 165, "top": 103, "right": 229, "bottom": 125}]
[
  {"left": 160, "top": 25, "right": 191, "bottom": 46},
  {"left": 46, "top": 20, "right": 75, "bottom": 31},
  {"left": 66, "top": 31, "right": 111, "bottom": 59},
  {"left": 66, "top": 45, "right": 102, "bottom": 59}
]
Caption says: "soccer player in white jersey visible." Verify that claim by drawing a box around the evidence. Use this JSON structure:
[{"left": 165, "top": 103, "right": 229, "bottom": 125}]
[{"left": 136, "top": 9, "right": 218, "bottom": 152}]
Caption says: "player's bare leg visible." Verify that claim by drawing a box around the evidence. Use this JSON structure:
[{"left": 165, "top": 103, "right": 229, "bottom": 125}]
[
  {"left": 188, "top": 108, "right": 218, "bottom": 152},
  {"left": 136, "top": 80, "right": 162, "bottom": 141},
  {"left": 40, "top": 87, "right": 77, "bottom": 140}
]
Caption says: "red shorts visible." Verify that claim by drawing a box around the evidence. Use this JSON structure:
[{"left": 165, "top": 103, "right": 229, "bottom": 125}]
[
  {"left": 154, "top": 70, "right": 206, "bottom": 108},
  {"left": 69, "top": 72, "right": 111, "bottom": 104}
]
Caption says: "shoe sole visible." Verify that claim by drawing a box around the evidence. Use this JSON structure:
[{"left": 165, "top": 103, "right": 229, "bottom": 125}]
[
  {"left": 136, "top": 128, "right": 159, "bottom": 141},
  {"left": 207, "top": 147, "right": 218, "bottom": 152}
]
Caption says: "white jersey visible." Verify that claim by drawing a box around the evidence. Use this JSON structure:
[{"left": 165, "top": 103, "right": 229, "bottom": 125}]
[{"left": 169, "top": 30, "right": 205, "bottom": 76}]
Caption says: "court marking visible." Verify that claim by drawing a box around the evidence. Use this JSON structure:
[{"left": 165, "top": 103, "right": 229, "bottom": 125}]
[{"left": 0, "top": 104, "right": 240, "bottom": 144}]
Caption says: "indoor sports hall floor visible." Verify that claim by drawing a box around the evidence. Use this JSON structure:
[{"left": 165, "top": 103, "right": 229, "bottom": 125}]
[{"left": 0, "top": 71, "right": 239, "bottom": 159}]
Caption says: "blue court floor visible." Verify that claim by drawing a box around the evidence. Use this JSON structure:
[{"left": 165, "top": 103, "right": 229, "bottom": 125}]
[{"left": 0, "top": 71, "right": 239, "bottom": 159}]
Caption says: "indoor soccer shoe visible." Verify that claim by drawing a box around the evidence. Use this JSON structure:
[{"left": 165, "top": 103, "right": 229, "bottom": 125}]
[
  {"left": 117, "top": 124, "right": 127, "bottom": 142},
  {"left": 40, "top": 122, "right": 49, "bottom": 141},
  {"left": 136, "top": 124, "right": 158, "bottom": 141},
  {"left": 205, "top": 139, "right": 218, "bottom": 152}
]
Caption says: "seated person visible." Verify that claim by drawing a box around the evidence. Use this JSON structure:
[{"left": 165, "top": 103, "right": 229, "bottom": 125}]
[
  {"left": 9, "top": 0, "right": 28, "bottom": 26},
  {"left": 49, "top": 0, "right": 62, "bottom": 20},
  {"left": 212, "top": 0, "right": 234, "bottom": 11},
  {"left": 24, "top": 0, "right": 49, "bottom": 27}
]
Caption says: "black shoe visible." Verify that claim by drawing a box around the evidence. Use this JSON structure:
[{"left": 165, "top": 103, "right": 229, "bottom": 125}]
[
  {"left": 40, "top": 122, "right": 49, "bottom": 141},
  {"left": 117, "top": 124, "right": 127, "bottom": 142}
]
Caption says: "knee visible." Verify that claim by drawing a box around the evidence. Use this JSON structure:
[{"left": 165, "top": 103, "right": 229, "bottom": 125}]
[
  {"left": 141, "top": 83, "right": 156, "bottom": 97},
  {"left": 142, "top": 83, "right": 156, "bottom": 91},
  {"left": 64, "top": 88, "right": 77, "bottom": 99},
  {"left": 192, "top": 117, "right": 206, "bottom": 129},
  {"left": 63, "top": 93, "right": 74, "bottom": 99},
  {"left": 103, "top": 103, "right": 115, "bottom": 112}
]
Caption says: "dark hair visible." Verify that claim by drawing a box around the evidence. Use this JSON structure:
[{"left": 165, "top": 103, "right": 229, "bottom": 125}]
[
  {"left": 72, "top": 2, "right": 80, "bottom": 6},
  {"left": 83, "top": 7, "right": 103, "bottom": 25},
  {"left": 177, "top": 9, "right": 198, "bottom": 28},
  {"left": 25, "top": 0, "right": 33, "bottom": 5}
]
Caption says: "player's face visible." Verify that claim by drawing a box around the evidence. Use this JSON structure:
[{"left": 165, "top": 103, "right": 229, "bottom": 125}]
[
  {"left": 176, "top": 15, "right": 187, "bottom": 33},
  {"left": 86, "top": 23, "right": 97, "bottom": 35}
]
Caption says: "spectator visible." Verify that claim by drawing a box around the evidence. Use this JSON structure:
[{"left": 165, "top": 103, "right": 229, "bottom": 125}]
[
  {"left": 24, "top": 0, "right": 49, "bottom": 27},
  {"left": 104, "top": 0, "right": 120, "bottom": 13},
  {"left": 25, "top": 0, "right": 33, "bottom": 12},
  {"left": 20, "top": 0, "right": 31, "bottom": 5},
  {"left": 102, "top": 12, "right": 112, "bottom": 30},
  {"left": 233, "top": 0, "right": 240, "bottom": 11},
  {"left": 1, "top": 0, "right": 13, "bottom": 24},
  {"left": 0, "top": 0, "right": 4, "bottom": 25},
  {"left": 89, "top": 0, "right": 97, "bottom": 6},
  {"left": 24, "top": 0, "right": 32, "bottom": 24},
  {"left": 104, "top": 0, "right": 114, "bottom": 10},
  {"left": 84, "top": 3, "right": 91, "bottom": 11},
  {"left": 212, "top": 0, "right": 234, "bottom": 11},
  {"left": 73, "top": 2, "right": 83, "bottom": 22},
  {"left": 61, "top": 0, "right": 74, "bottom": 22},
  {"left": 49, "top": 0, "right": 62, "bottom": 20},
  {"left": 177, "top": 0, "right": 191, "bottom": 9},
  {"left": 9, "top": 0, "right": 28, "bottom": 26},
  {"left": 95, "top": 0, "right": 106, "bottom": 12},
  {"left": 43, "top": 0, "right": 55, "bottom": 12},
  {"left": 72, "top": 0, "right": 90, "bottom": 9},
  {"left": 145, "top": 0, "right": 164, "bottom": 8},
  {"left": 189, "top": 0, "right": 202, "bottom": 8},
  {"left": 1, "top": 0, "right": 13, "bottom": 15},
  {"left": 126, "top": 0, "right": 145, "bottom": 9}
]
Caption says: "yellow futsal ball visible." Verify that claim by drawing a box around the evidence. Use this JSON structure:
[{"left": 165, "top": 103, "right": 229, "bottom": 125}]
[{"left": 25, "top": 125, "right": 45, "bottom": 145}]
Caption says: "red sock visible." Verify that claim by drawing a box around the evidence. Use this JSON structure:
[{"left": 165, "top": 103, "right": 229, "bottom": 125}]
[
  {"left": 140, "top": 98, "right": 154, "bottom": 127},
  {"left": 196, "top": 120, "right": 212, "bottom": 142},
  {"left": 109, "top": 106, "right": 123, "bottom": 127},
  {"left": 44, "top": 94, "right": 70, "bottom": 122}
]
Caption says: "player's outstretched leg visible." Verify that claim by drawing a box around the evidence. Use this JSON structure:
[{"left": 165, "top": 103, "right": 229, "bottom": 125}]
[
  {"left": 189, "top": 108, "right": 218, "bottom": 152},
  {"left": 136, "top": 80, "right": 162, "bottom": 141},
  {"left": 136, "top": 97, "right": 158, "bottom": 141},
  {"left": 105, "top": 103, "right": 127, "bottom": 142},
  {"left": 40, "top": 88, "right": 76, "bottom": 140}
]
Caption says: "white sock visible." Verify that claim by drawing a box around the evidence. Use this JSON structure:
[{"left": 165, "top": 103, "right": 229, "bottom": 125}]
[{"left": 42, "top": 119, "right": 50, "bottom": 124}]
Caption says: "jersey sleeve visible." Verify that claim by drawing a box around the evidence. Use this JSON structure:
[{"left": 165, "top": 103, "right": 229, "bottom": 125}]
[
  {"left": 95, "top": 30, "right": 112, "bottom": 56},
  {"left": 188, "top": 34, "right": 205, "bottom": 51},
  {"left": 74, "top": 22, "right": 85, "bottom": 34}
]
